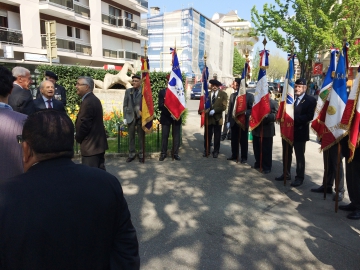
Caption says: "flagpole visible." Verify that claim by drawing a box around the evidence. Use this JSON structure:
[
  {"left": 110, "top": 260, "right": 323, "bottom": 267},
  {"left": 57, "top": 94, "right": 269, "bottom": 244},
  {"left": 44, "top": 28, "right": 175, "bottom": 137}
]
[
  {"left": 259, "top": 38, "right": 267, "bottom": 173},
  {"left": 323, "top": 149, "right": 329, "bottom": 199},
  {"left": 334, "top": 143, "right": 341, "bottom": 212},
  {"left": 204, "top": 51, "right": 209, "bottom": 157},
  {"left": 142, "top": 42, "right": 148, "bottom": 163},
  {"left": 172, "top": 41, "right": 176, "bottom": 161}
]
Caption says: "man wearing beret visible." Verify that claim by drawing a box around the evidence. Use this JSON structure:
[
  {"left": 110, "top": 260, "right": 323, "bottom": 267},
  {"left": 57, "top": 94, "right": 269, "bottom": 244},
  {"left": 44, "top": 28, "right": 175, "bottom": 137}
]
[
  {"left": 203, "top": 79, "right": 228, "bottom": 158},
  {"left": 36, "top": 71, "right": 67, "bottom": 106},
  {"left": 123, "top": 75, "right": 145, "bottom": 163},
  {"left": 275, "top": 78, "right": 316, "bottom": 187}
]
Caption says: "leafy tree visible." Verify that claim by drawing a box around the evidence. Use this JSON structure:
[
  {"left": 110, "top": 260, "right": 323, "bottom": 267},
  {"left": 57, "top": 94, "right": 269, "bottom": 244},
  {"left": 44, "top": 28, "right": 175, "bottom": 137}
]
[
  {"left": 251, "top": 47, "right": 260, "bottom": 81},
  {"left": 233, "top": 48, "right": 246, "bottom": 77},
  {"left": 267, "top": 53, "right": 288, "bottom": 80},
  {"left": 251, "top": 0, "right": 337, "bottom": 82}
]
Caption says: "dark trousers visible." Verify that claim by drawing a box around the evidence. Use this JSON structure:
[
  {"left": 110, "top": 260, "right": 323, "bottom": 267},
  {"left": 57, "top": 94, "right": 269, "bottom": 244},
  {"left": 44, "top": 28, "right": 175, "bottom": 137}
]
[
  {"left": 253, "top": 135, "right": 273, "bottom": 171},
  {"left": 230, "top": 124, "right": 248, "bottom": 160},
  {"left": 161, "top": 124, "right": 180, "bottom": 156},
  {"left": 82, "top": 152, "right": 106, "bottom": 171},
  {"left": 323, "top": 143, "right": 344, "bottom": 191},
  {"left": 282, "top": 139, "right": 306, "bottom": 180},
  {"left": 345, "top": 157, "right": 360, "bottom": 209},
  {"left": 222, "top": 113, "right": 229, "bottom": 136},
  {"left": 204, "top": 124, "right": 221, "bottom": 154},
  {"left": 128, "top": 118, "right": 144, "bottom": 158}
]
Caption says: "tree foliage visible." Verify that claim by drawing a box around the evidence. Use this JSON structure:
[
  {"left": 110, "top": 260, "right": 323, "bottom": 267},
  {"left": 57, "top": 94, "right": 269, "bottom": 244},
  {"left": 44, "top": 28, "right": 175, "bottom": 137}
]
[
  {"left": 267, "top": 53, "right": 288, "bottom": 80},
  {"left": 233, "top": 48, "right": 246, "bottom": 77},
  {"left": 251, "top": 47, "right": 260, "bottom": 81}
]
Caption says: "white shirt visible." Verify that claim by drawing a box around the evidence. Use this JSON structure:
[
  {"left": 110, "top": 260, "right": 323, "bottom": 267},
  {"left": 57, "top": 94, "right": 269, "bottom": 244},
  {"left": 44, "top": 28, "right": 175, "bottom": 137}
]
[{"left": 42, "top": 95, "right": 53, "bottom": 108}]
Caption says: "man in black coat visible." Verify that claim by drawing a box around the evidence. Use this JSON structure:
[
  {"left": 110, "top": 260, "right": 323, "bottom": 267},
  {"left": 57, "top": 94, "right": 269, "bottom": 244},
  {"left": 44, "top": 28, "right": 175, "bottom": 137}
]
[
  {"left": 158, "top": 74, "right": 182, "bottom": 161},
  {"left": 252, "top": 97, "right": 279, "bottom": 174},
  {"left": 275, "top": 78, "right": 317, "bottom": 187},
  {"left": 75, "top": 76, "right": 108, "bottom": 170},
  {"left": 34, "top": 80, "right": 65, "bottom": 112},
  {"left": 8, "top": 66, "right": 35, "bottom": 115},
  {"left": 36, "top": 70, "right": 67, "bottom": 106},
  {"left": 0, "top": 110, "right": 140, "bottom": 269},
  {"left": 227, "top": 78, "right": 254, "bottom": 163}
]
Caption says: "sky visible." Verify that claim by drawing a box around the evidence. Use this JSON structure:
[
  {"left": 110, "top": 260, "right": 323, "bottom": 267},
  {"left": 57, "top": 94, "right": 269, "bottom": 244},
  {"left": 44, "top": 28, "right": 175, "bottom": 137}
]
[{"left": 147, "top": 0, "right": 288, "bottom": 59}]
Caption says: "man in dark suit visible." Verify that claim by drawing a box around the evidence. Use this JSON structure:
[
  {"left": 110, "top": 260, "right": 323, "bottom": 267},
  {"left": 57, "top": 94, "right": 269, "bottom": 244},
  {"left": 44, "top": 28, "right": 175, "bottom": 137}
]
[
  {"left": 275, "top": 78, "right": 317, "bottom": 187},
  {"left": 36, "top": 70, "right": 67, "bottom": 106},
  {"left": 123, "top": 75, "right": 145, "bottom": 163},
  {"left": 75, "top": 76, "right": 108, "bottom": 170},
  {"left": 252, "top": 96, "right": 279, "bottom": 174},
  {"left": 227, "top": 78, "right": 254, "bottom": 163},
  {"left": 34, "top": 80, "right": 65, "bottom": 112},
  {"left": 158, "top": 74, "right": 182, "bottom": 161},
  {"left": 8, "top": 66, "right": 35, "bottom": 115},
  {"left": 0, "top": 110, "right": 140, "bottom": 269},
  {"left": 203, "top": 79, "right": 228, "bottom": 158}
]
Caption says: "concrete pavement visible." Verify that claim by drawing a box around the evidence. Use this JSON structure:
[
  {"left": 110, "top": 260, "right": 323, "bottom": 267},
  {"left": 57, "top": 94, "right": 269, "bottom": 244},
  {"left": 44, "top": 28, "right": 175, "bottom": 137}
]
[{"left": 102, "top": 100, "right": 360, "bottom": 269}]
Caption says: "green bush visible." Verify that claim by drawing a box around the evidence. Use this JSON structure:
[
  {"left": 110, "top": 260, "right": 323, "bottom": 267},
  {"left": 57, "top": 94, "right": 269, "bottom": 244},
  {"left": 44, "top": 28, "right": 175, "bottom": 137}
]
[{"left": 36, "top": 65, "right": 187, "bottom": 123}]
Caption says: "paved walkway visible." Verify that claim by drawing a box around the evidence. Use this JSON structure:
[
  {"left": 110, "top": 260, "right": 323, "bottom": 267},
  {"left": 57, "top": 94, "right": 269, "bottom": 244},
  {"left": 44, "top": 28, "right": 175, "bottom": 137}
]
[{"left": 102, "top": 107, "right": 360, "bottom": 269}]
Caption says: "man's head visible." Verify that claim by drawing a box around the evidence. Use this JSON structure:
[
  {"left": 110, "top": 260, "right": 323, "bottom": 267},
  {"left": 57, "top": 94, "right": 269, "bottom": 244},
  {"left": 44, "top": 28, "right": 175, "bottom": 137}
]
[
  {"left": 21, "top": 110, "right": 74, "bottom": 172},
  {"left": 294, "top": 78, "right": 307, "bottom": 96},
  {"left": 209, "top": 79, "right": 222, "bottom": 91},
  {"left": 232, "top": 80, "right": 239, "bottom": 90},
  {"left": 76, "top": 76, "right": 94, "bottom": 98},
  {"left": 12, "top": 66, "right": 32, "bottom": 89},
  {"left": 0, "top": 66, "right": 16, "bottom": 98},
  {"left": 40, "top": 80, "right": 55, "bottom": 100},
  {"left": 45, "top": 70, "right": 58, "bottom": 84},
  {"left": 132, "top": 75, "right": 141, "bottom": 89}
]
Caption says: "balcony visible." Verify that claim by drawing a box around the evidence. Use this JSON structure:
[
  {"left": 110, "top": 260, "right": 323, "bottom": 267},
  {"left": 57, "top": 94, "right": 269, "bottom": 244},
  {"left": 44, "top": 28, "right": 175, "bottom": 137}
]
[
  {"left": 103, "top": 48, "right": 138, "bottom": 60},
  {"left": 136, "top": 0, "right": 148, "bottom": 8},
  {"left": 102, "top": 14, "right": 143, "bottom": 34},
  {"left": 41, "top": 35, "right": 91, "bottom": 55},
  {"left": 39, "top": 0, "right": 90, "bottom": 19},
  {"left": 0, "top": 27, "right": 23, "bottom": 46}
]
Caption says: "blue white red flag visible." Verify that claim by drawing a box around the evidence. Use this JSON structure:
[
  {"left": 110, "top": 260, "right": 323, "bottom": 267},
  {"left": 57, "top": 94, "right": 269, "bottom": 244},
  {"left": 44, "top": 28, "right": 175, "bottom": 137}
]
[
  {"left": 165, "top": 48, "right": 186, "bottom": 120},
  {"left": 259, "top": 49, "right": 269, "bottom": 68},
  {"left": 321, "top": 45, "right": 348, "bottom": 150},
  {"left": 276, "top": 54, "right": 295, "bottom": 145},
  {"left": 198, "top": 65, "right": 210, "bottom": 127},
  {"left": 249, "top": 50, "right": 270, "bottom": 130}
]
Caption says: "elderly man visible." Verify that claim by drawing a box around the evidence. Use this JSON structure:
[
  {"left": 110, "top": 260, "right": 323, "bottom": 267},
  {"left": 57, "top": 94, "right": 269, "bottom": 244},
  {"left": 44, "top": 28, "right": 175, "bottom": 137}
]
[
  {"left": 34, "top": 80, "right": 65, "bottom": 112},
  {"left": 275, "top": 78, "right": 317, "bottom": 187},
  {"left": 0, "top": 110, "right": 140, "bottom": 268},
  {"left": 221, "top": 82, "right": 235, "bottom": 141},
  {"left": 123, "top": 75, "right": 145, "bottom": 163},
  {"left": 75, "top": 76, "right": 108, "bottom": 170},
  {"left": 0, "top": 66, "right": 27, "bottom": 180},
  {"left": 8, "top": 66, "right": 35, "bottom": 115},
  {"left": 36, "top": 70, "right": 67, "bottom": 106}
]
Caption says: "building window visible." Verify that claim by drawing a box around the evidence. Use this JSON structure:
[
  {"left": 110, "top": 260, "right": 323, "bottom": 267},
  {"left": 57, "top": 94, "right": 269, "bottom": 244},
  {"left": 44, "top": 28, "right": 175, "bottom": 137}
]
[
  {"left": 0, "top": 10, "right": 8, "bottom": 28},
  {"left": 109, "top": 6, "right": 121, "bottom": 17},
  {"left": 125, "top": 12, "right": 133, "bottom": 20},
  {"left": 75, "top": 28, "right": 80, "bottom": 39},
  {"left": 40, "top": 20, "right": 46, "bottom": 34},
  {"left": 67, "top": 26, "right": 73, "bottom": 37},
  {"left": 103, "top": 49, "right": 117, "bottom": 58}
]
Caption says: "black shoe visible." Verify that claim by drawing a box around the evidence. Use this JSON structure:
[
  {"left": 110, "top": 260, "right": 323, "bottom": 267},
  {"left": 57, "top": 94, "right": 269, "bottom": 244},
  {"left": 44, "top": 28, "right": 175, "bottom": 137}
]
[
  {"left": 174, "top": 155, "right": 181, "bottom": 161},
  {"left": 220, "top": 135, "right": 226, "bottom": 141},
  {"left": 203, "top": 151, "right": 209, "bottom": 157},
  {"left": 240, "top": 159, "right": 247, "bottom": 164},
  {"left": 159, "top": 154, "right": 166, "bottom": 161},
  {"left": 126, "top": 157, "right": 135, "bottom": 163},
  {"left": 311, "top": 185, "right": 333, "bottom": 194},
  {"left": 213, "top": 152, "right": 218, "bottom": 158},
  {"left": 252, "top": 163, "right": 260, "bottom": 169},
  {"left": 339, "top": 203, "right": 356, "bottom": 211},
  {"left": 139, "top": 158, "right": 144, "bottom": 163},
  {"left": 275, "top": 174, "right": 291, "bottom": 181},
  {"left": 347, "top": 210, "right": 360, "bottom": 220},
  {"left": 291, "top": 179, "right": 304, "bottom": 187},
  {"left": 227, "top": 156, "right": 237, "bottom": 161},
  {"left": 263, "top": 170, "right": 271, "bottom": 174},
  {"left": 333, "top": 190, "right": 344, "bottom": 201}
]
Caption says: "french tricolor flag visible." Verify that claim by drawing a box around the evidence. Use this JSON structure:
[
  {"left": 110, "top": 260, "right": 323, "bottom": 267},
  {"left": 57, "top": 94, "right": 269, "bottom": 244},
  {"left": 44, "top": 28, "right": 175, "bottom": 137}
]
[
  {"left": 276, "top": 54, "right": 295, "bottom": 144},
  {"left": 249, "top": 50, "right": 270, "bottom": 130}
]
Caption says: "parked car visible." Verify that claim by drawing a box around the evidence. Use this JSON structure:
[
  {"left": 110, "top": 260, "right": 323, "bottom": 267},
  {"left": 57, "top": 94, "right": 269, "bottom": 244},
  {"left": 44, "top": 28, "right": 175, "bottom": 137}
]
[
  {"left": 268, "top": 82, "right": 279, "bottom": 93},
  {"left": 248, "top": 81, "right": 256, "bottom": 88},
  {"left": 278, "top": 82, "right": 284, "bottom": 93},
  {"left": 190, "top": 83, "right": 202, "bottom": 99}
]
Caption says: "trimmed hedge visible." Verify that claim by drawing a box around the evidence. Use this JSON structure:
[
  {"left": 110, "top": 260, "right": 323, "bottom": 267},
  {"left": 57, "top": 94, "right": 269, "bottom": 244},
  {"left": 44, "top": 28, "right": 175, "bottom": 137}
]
[{"left": 36, "top": 65, "right": 187, "bottom": 123}]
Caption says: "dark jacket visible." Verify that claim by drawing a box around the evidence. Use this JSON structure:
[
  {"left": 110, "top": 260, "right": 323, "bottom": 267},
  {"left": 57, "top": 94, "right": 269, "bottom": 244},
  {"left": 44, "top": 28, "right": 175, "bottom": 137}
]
[
  {"left": 294, "top": 94, "right": 317, "bottom": 142},
  {"left": 8, "top": 84, "right": 35, "bottom": 115},
  {"left": 227, "top": 91, "right": 254, "bottom": 128},
  {"left": 75, "top": 92, "right": 108, "bottom": 156},
  {"left": 0, "top": 158, "right": 140, "bottom": 269},
  {"left": 36, "top": 83, "right": 67, "bottom": 106},
  {"left": 33, "top": 96, "right": 66, "bottom": 113},
  {"left": 252, "top": 99, "right": 279, "bottom": 137},
  {"left": 207, "top": 90, "right": 228, "bottom": 125},
  {"left": 158, "top": 88, "right": 182, "bottom": 126}
]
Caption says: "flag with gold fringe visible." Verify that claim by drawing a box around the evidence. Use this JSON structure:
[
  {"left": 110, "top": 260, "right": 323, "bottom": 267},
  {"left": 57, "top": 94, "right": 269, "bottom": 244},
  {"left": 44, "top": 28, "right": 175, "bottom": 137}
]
[{"left": 140, "top": 57, "right": 154, "bottom": 133}]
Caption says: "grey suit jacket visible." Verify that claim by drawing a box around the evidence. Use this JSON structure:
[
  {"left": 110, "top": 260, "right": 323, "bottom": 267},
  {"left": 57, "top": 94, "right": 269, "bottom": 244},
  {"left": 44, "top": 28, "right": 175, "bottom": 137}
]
[{"left": 123, "top": 87, "right": 142, "bottom": 124}]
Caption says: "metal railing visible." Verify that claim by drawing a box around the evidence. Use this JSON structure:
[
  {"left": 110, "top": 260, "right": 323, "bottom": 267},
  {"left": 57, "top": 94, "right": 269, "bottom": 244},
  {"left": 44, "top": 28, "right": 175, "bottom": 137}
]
[
  {"left": 40, "top": 0, "right": 90, "bottom": 18},
  {"left": 103, "top": 49, "right": 138, "bottom": 60},
  {"left": 136, "top": 0, "right": 148, "bottom": 8},
  {"left": 40, "top": 0, "right": 73, "bottom": 9},
  {"left": 0, "top": 27, "right": 23, "bottom": 45},
  {"left": 139, "top": 26, "right": 148, "bottom": 37},
  {"left": 73, "top": 2, "right": 90, "bottom": 18},
  {"left": 41, "top": 35, "right": 92, "bottom": 55},
  {"left": 102, "top": 14, "right": 140, "bottom": 33}
]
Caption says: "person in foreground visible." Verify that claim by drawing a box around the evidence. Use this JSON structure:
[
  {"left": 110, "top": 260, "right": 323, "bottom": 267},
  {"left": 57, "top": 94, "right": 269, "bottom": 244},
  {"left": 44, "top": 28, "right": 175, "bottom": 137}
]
[
  {"left": 0, "top": 110, "right": 140, "bottom": 269},
  {"left": 34, "top": 80, "right": 65, "bottom": 112}
]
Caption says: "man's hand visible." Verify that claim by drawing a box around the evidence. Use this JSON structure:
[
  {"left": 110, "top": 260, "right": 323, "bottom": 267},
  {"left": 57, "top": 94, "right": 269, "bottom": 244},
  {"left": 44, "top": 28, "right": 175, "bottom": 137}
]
[
  {"left": 227, "top": 122, "right": 230, "bottom": 129},
  {"left": 123, "top": 119, "right": 127, "bottom": 125},
  {"left": 209, "top": 110, "right": 215, "bottom": 116}
]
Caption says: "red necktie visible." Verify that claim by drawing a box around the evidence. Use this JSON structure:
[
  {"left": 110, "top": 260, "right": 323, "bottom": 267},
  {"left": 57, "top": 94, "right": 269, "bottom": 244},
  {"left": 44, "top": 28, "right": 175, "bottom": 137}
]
[{"left": 46, "top": 99, "right": 52, "bottom": 109}]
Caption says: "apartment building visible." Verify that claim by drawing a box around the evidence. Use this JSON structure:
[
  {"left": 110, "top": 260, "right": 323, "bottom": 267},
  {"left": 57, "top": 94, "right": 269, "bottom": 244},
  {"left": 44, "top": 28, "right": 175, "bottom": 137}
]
[
  {"left": 0, "top": 0, "right": 148, "bottom": 69},
  {"left": 145, "top": 7, "right": 234, "bottom": 85}
]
